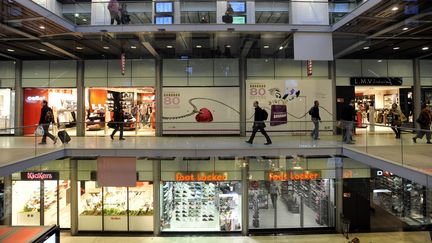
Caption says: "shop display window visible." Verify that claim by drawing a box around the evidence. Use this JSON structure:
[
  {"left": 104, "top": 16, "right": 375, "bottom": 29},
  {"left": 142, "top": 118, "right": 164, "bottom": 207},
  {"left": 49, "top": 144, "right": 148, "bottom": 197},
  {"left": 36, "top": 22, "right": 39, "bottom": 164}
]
[
  {"left": 44, "top": 180, "right": 71, "bottom": 228},
  {"left": 12, "top": 181, "right": 41, "bottom": 226},
  {"left": 160, "top": 181, "right": 242, "bottom": 232},
  {"left": 78, "top": 181, "right": 102, "bottom": 231},
  {"left": 0, "top": 88, "right": 14, "bottom": 134},
  {"left": 103, "top": 187, "right": 127, "bottom": 231},
  {"left": 129, "top": 182, "right": 154, "bottom": 231}
]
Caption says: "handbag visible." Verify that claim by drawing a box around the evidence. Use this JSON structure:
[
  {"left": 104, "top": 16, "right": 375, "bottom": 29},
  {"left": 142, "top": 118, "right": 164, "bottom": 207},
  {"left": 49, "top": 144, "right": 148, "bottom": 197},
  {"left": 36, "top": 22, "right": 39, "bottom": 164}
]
[
  {"left": 35, "top": 125, "right": 44, "bottom": 136},
  {"left": 270, "top": 104, "right": 287, "bottom": 126}
]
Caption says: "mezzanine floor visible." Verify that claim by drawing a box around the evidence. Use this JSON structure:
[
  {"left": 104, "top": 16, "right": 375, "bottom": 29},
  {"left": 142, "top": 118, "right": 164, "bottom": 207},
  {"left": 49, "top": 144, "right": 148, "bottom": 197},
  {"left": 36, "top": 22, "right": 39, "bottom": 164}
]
[
  {"left": 0, "top": 132, "right": 431, "bottom": 178},
  {"left": 60, "top": 231, "right": 431, "bottom": 243}
]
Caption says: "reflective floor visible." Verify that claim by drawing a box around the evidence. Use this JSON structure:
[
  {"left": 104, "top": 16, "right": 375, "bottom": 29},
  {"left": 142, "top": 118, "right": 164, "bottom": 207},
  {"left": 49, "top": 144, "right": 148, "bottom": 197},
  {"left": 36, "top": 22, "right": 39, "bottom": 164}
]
[{"left": 61, "top": 231, "right": 431, "bottom": 243}]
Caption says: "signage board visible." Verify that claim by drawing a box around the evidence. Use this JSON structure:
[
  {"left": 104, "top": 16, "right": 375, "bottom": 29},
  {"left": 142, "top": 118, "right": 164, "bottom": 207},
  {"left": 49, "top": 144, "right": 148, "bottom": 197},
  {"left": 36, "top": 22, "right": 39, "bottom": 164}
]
[
  {"left": 350, "top": 77, "right": 403, "bottom": 86},
  {"left": 21, "top": 172, "right": 59, "bottom": 180}
]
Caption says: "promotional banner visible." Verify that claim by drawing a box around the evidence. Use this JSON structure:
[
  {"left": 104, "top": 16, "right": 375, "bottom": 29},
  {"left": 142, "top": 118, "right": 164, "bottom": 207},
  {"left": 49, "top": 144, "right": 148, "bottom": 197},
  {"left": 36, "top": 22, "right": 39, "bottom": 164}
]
[
  {"left": 163, "top": 87, "right": 240, "bottom": 134},
  {"left": 246, "top": 79, "right": 333, "bottom": 132}
]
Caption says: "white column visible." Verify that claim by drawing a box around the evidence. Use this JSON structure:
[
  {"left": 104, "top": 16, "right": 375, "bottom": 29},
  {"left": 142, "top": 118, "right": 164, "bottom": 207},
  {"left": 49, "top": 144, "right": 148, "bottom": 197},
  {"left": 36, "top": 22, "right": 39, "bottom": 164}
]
[
  {"left": 216, "top": 1, "right": 228, "bottom": 24},
  {"left": 173, "top": 0, "right": 181, "bottom": 24},
  {"left": 246, "top": 0, "right": 255, "bottom": 24}
]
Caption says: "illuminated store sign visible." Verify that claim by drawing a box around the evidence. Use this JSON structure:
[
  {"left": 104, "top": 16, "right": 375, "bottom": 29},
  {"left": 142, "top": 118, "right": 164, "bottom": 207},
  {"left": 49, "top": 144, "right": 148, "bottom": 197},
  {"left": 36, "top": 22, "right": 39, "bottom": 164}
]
[
  {"left": 175, "top": 172, "right": 227, "bottom": 182},
  {"left": 268, "top": 171, "right": 320, "bottom": 181},
  {"left": 350, "top": 77, "right": 402, "bottom": 86},
  {"left": 25, "top": 95, "right": 45, "bottom": 103},
  {"left": 21, "top": 172, "right": 59, "bottom": 180}
]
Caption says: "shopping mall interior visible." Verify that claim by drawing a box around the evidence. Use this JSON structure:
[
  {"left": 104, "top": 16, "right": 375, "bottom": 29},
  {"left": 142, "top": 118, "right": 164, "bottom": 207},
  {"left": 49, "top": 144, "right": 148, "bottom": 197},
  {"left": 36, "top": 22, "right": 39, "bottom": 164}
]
[{"left": 0, "top": 0, "right": 432, "bottom": 242}]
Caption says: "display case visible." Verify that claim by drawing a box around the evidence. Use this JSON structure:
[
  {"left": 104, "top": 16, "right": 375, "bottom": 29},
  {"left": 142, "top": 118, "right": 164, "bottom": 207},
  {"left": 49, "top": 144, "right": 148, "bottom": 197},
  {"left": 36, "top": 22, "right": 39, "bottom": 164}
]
[
  {"left": 12, "top": 181, "right": 41, "bottom": 226},
  {"left": 78, "top": 181, "right": 102, "bottom": 231},
  {"left": 103, "top": 187, "right": 128, "bottom": 231},
  {"left": 128, "top": 182, "right": 154, "bottom": 231}
]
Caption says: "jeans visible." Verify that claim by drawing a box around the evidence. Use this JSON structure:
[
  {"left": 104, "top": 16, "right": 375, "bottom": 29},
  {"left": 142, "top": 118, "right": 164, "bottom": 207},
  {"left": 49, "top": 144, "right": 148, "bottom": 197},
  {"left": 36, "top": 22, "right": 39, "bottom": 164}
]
[
  {"left": 311, "top": 118, "right": 319, "bottom": 139},
  {"left": 111, "top": 123, "right": 124, "bottom": 139},
  {"left": 270, "top": 193, "right": 278, "bottom": 209},
  {"left": 342, "top": 120, "right": 354, "bottom": 143},
  {"left": 414, "top": 124, "right": 431, "bottom": 142},
  {"left": 42, "top": 124, "right": 55, "bottom": 143},
  {"left": 248, "top": 123, "right": 271, "bottom": 143}
]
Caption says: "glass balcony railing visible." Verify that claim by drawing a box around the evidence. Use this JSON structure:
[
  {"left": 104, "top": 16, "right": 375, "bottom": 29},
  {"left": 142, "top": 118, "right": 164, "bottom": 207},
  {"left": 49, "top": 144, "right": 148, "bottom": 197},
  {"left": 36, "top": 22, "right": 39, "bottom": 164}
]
[{"left": 57, "top": 0, "right": 364, "bottom": 26}]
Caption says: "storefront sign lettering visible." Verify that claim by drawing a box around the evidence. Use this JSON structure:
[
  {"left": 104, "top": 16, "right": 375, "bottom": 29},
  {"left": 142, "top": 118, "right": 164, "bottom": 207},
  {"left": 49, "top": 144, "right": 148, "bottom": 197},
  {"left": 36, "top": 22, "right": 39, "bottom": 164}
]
[
  {"left": 268, "top": 171, "right": 320, "bottom": 181},
  {"left": 350, "top": 77, "right": 403, "bottom": 86},
  {"left": 25, "top": 96, "right": 45, "bottom": 104},
  {"left": 21, "top": 172, "right": 59, "bottom": 180},
  {"left": 175, "top": 172, "right": 227, "bottom": 182}
]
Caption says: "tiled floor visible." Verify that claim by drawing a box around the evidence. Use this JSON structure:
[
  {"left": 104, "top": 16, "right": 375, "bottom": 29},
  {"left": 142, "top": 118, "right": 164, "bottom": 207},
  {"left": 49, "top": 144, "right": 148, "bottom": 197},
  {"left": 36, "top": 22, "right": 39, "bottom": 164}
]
[{"left": 60, "top": 231, "right": 431, "bottom": 243}]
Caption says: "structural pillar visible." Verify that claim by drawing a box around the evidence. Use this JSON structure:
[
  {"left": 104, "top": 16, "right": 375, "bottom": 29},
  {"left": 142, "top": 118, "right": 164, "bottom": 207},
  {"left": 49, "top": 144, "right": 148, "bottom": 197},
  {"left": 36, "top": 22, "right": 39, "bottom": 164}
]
[
  {"left": 76, "top": 61, "right": 85, "bottom": 137},
  {"left": 241, "top": 157, "right": 249, "bottom": 235},
  {"left": 70, "top": 159, "right": 78, "bottom": 235},
  {"left": 14, "top": 60, "right": 23, "bottom": 136},
  {"left": 155, "top": 59, "right": 163, "bottom": 137},
  {"left": 240, "top": 58, "right": 247, "bottom": 137},
  {"left": 2, "top": 175, "right": 12, "bottom": 225},
  {"left": 334, "top": 156, "right": 343, "bottom": 232},
  {"left": 413, "top": 59, "right": 421, "bottom": 129},
  {"left": 153, "top": 159, "right": 161, "bottom": 235},
  {"left": 330, "top": 61, "right": 337, "bottom": 134}
]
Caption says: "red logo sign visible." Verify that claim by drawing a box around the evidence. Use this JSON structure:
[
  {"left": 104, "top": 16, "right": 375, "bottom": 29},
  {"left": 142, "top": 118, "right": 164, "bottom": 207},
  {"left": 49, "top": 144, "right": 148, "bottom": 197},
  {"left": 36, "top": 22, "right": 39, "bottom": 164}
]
[{"left": 21, "top": 172, "right": 58, "bottom": 180}]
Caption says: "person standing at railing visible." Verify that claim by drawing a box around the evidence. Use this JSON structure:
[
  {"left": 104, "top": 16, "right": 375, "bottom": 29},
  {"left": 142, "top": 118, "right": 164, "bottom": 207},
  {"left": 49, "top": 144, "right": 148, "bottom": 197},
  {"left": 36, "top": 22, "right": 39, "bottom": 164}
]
[
  {"left": 38, "top": 100, "right": 58, "bottom": 145},
  {"left": 308, "top": 100, "right": 321, "bottom": 140},
  {"left": 412, "top": 103, "right": 432, "bottom": 144},
  {"left": 110, "top": 106, "right": 125, "bottom": 141},
  {"left": 389, "top": 103, "right": 406, "bottom": 139},
  {"left": 341, "top": 100, "right": 356, "bottom": 144},
  {"left": 108, "top": 0, "right": 121, "bottom": 25}
]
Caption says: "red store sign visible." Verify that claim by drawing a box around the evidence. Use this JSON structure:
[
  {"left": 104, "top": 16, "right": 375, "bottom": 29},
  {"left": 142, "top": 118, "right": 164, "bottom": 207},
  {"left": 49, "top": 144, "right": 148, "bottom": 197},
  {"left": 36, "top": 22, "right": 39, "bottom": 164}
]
[{"left": 20, "top": 172, "right": 59, "bottom": 181}]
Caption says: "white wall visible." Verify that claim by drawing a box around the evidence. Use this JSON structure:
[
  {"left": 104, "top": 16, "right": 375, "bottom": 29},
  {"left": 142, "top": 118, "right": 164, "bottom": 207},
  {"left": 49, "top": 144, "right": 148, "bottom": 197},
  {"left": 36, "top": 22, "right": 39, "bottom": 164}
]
[
  {"left": 420, "top": 60, "right": 432, "bottom": 86},
  {"left": 0, "top": 61, "right": 16, "bottom": 88},
  {"left": 91, "top": 0, "right": 110, "bottom": 25},
  {"left": 22, "top": 60, "right": 77, "bottom": 88}
]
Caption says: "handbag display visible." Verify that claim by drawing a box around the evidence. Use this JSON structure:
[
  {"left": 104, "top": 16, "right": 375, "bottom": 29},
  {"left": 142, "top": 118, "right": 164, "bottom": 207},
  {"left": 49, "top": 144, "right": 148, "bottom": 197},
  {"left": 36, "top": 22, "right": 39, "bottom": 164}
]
[{"left": 270, "top": 104, "right": 287, "bottom": 126}]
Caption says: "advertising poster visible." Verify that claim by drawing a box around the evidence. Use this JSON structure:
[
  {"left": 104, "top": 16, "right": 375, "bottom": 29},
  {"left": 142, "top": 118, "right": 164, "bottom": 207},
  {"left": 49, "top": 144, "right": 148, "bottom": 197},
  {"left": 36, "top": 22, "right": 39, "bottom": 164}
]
[
  {"left": 245, "top": 79, "right": 333, "bottom": 132},
  {"left": 163, "top": 87, "right": 240, "bottom": 134}
]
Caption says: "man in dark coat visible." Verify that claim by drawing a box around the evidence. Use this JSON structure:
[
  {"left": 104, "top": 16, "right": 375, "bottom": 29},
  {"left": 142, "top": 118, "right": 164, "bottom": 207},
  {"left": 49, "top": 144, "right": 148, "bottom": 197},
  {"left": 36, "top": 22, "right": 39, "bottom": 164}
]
[
  {"left": 39, "top": 100, "right": 57, "bottom": 145},
  {"left": 110, "top": 106, "right": 125, "bottom": 140},
  {"left": 309, "top": 100, "right": 321, "bottom": 140},
  {"left": 246, "top": 101, "right": 272, "bottom": 145},
  {"left": 341, "top": 100, "right": 356, "bottom": 144}
]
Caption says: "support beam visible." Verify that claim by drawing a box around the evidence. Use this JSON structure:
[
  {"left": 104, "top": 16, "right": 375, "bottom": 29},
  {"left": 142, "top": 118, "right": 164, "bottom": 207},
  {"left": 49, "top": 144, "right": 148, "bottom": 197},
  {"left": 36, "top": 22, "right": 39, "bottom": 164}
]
[
  {"left": 70, "top": 159, "right": 78, "bottom": 235},
  {"left": 153, "top": 159, "right": 161, "bottom": 235},
  {"left": 0, "top": 52, "right": 18, "bottom": 60},
  {"left": 76, "top": 61, "right": 85, "bottom": 136},
  {"left": 239, "top": 58, "right": 247, "bottom": 137},
  {"left": 240, "top": 40, "right": 254, "bottom": 57},
  {"left": 413, "top": 59, "right": 421, "bottom": 130},
  {"left": 14, "top": 61, "right": 23, "bottom": 136},
  {"left": 141, "top": 41, "right": 160, "bottom": 60},
  {"left": 4, "top": 17, "right": 45, "bottom": 23},
  {"left": 41, "top": 42, "right": 81, "bottom": 60},
  {"left": 155, "top": 59, "right": 163, "bottom": 137}
]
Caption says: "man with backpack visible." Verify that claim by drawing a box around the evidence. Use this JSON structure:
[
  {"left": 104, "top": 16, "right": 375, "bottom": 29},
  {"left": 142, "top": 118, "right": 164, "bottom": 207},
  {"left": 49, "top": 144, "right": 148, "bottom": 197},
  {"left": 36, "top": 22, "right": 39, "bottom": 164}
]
[
  {"left": 38, "top": 100, "right": 57, "bottom": 145},
  {"left": 309, "top": 100, "right": 321, "bottom": 140},
  {"left": 246, "top": 101, "right": 272, "bottom": 145}
]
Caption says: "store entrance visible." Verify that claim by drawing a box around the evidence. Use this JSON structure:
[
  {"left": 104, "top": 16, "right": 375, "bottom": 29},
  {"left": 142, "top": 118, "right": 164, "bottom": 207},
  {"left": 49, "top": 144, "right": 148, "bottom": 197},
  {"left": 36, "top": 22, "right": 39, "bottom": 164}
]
[
  {"left": 0, "top": 88, "right": 14, "bottom": 134},
  {"left": 354, "top": 86, "right": 413, "bottom": 134},
  {"left": 85, "top": 87, "right": 155, "bottom": 137},
  {"left": 11, "top": 177, "right": 71, "bottom": 228}
]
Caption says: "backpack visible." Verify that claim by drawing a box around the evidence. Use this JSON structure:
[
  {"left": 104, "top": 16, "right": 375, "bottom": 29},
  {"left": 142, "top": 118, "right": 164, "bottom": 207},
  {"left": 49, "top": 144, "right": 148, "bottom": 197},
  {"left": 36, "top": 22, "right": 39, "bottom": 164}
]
[
  {"left": 308, "top": 107, "right": 313, "bottom": 116},
  {"left": 261, "top": 109, "right": 268, "bottom": 120},
  {"left": 45, "top": 108, "right": 54, "bottom": 123}
]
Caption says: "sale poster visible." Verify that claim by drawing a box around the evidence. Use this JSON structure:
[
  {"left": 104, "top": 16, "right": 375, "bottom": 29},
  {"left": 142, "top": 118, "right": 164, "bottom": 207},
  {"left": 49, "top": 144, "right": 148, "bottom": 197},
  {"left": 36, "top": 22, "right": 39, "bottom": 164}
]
[
  {"left": 162, "top": 87, "right": 240, "bottom": 134},
  {"left": 245, "top": 79, "right": 333, "bottom": 132}
]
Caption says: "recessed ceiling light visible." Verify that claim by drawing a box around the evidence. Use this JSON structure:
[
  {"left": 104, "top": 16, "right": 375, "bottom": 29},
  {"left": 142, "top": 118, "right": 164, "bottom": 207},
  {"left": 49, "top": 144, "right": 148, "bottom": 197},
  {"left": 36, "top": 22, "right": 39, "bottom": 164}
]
[
  {"left": 131, "top": 46, "right": 137, "bottom": 49},
  {"left": 74, "top": 13, "right": 79, "bottom": 17},
  {"left": 377, "top": 60, "right": 383, "bottom": 63},
  {"left": 39, "top": 25, "right": 45, "bottom": 30},
  {"left": 103, "top": 46, "right": 109, "bottom": 50},
  {"left": 422, "top": 47, "right": 429, "bottom": 51},
  {"left": 391, "top": 6, "right": 399, "bottom": 11},
  {"left": 402, "top": 27, "right": 409, "bottom": 31},
  {"left": 76, "top": 46, "right": 83, "bottom": 50},
  {"left": 39, "top": 49, "right": 46, "bottom": 52},
  {"left": 225, "top": 45, "right": 231, "bottom": 48},
  {"left": 393, "top": 47, "right": 400, "bottom": 50},
  {"left": 263, "top": 45, "right": 269, "bottom": 49},
  {"left": 166, "top": 45, "right": 173, "bottom": 49},
  {"left": 83, "top": 19, "right": 87, "bottom": 22},
  {"left": 196, "top": 45, "right": 202, "bottom": 48},
  {"left": 7, "top": 49, "right": 14, "bottom": 52},
  {"left": 363, "top": 46, "right": 370, "bottom": 50},
  {"left": 279, "top": 46, "right": 284, "bottom": 50}
]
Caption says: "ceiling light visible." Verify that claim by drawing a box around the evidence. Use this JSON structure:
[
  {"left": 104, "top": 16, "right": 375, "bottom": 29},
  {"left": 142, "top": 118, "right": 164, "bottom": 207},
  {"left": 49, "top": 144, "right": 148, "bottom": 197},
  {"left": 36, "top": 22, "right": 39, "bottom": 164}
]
[
  {"left": 7, "top": 49, "right": 14, "bottom": 52},
  {"left": 393, "top": 47, "right": 400, "bottom": 50},
  {"left": 377, "top": 60, "right": 383, "bottom": 63},
  {"left": 225, "top": 45, "right": 231, "bottom": 48},
  {"left": 279, "top": 46, "right": 284, "bottom": 50},
  {"left": 391, "top": 6, "right": 399, "bottom": 11},
  {"left": 363, "top": 46, "right": 370, "bottom": 50},
  {"left": 131, "top": 46, "right": 137, "bottom": 49},
  {"left": 263, "top": 45, "right": 269, "bottom": 49},
  {"left": 103, "top": 46, "right": 109, "bottom": 50},
  {"left": 422, "top": 47, "right": 429, "bottom": 51},
  {"left": 196, "top": 45, "right": 202, "bottom": 48},
  {"left": 83, "top": 19, "right": 87, "bottom": 22},
  {"left": 74, "top": 13, "right": 79, "bottom": 17},
  {"left": 39, "top": 49, "right": 46, "bottom": 52},
  {"left": 76, "top": 46, "right": 83, "bottom": 50},
  {"left": 402, "top": 27, "right": 409, "bottom": 31},
  {"left": 166, "top": 45, "right": 173, "bottom": 49},
  {"left": 39, "top": 25, "right": 45, "bottom": 30}
]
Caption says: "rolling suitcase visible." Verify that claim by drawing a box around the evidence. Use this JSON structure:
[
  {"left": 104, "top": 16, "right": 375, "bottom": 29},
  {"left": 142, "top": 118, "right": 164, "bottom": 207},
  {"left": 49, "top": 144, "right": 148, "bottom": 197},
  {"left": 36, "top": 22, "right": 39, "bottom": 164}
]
[{"left": 58, "top": 130, "right": 71, "bottom": 144}]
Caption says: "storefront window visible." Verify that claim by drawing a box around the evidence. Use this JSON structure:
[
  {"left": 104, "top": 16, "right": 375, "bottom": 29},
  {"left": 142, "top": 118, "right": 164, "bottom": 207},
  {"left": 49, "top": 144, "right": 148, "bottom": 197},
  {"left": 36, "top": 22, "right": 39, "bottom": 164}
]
[
  {"left": 78, "top": 181, "right": 102, "bottom": 231},
  {"left": 103, "top": 187, "right": 127, "bottom": 231},
  {"left": 160, "top": 157, "right": 243, "bottom": 232},
  {"left": 85, "top": 87, "right": 156, "bottom": 136},
  {"left": 129, "top": 182, "right": 154, "bottom": 231},
  {"left": 0, "top": 89, "right": 14, "bottom": 134},
  {"left": 12, "top": 181, "right": 41, "bottom": 226}
]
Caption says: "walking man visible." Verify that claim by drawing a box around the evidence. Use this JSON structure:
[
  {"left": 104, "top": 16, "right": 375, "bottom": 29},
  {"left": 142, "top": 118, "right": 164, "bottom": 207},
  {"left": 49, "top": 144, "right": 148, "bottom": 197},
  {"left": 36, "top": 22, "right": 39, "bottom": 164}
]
[
  {"left": 341, "top": 100, "right": 356, "bottom": 144},
  {"left": 246, "top": 101, "right": 272, "bottom": 145},
  {"left": 110, "top": 106, "right": 125, "bottom": 140},
  {"left": 309, "top": 100, "right": 321, "bottom": 140},
  {"left": 39, "top": 100, "right": 57, "bottom": 145}
]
